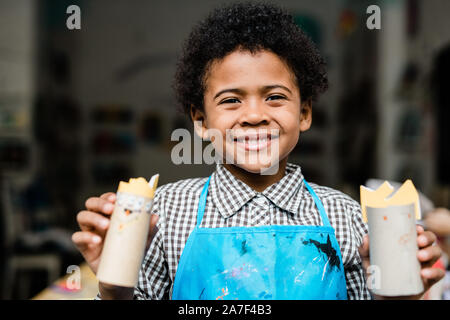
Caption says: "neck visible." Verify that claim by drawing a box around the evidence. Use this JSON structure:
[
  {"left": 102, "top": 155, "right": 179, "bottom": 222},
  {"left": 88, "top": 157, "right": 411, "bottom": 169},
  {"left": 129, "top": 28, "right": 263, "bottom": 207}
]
[{"left": 223, "top": 158, "right": 288, "bottom": 192}]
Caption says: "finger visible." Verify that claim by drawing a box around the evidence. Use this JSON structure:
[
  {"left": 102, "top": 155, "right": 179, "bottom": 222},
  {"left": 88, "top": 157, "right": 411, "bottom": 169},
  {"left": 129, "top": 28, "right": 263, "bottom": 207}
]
[
  {"left": 150, "top": 214, "right": 159, "bottom": 230},
  {"left": 77, "top": 210, "right": 110, "bottom": 234},
  {"left": 100, "top": 192, "right": 116, "bottom": 203},
  {"left": 417, "top": 230, "right": 437, "bottom": 248},
  {"left": 85, "top": 197, "right": 115, "bottom": 215},
  {"left": 149, "top": 214, "right": 159, "bottom": 238},
  {"left": 421, "top": 267, "right": 445, "bottom": 289},
  {"left": 72, "top": 231, "right": 102, "bottom": 251},
  {"left": 358, "top": 235, "right": 370, "bottom": 257},
  {"left": 146, "top": 214, "right": 159, "bottom": 250},
  {"left": 416, "top": 224, "right": 424, "bottom": 234},
  {"left": 358, "top": 235, "right": 371, "bottom": 271},
  {"left": 418, "top": 245, "right": 442, "bottom": 268}
]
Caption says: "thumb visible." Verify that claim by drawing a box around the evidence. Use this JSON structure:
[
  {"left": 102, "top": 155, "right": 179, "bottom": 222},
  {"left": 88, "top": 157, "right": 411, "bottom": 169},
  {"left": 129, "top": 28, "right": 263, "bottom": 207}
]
[
  {"left": 359, "top": 234, "right": 371, "bottom": 270},
  {"left": 146, "top": 214, "right": 159, "bottom": 250}
]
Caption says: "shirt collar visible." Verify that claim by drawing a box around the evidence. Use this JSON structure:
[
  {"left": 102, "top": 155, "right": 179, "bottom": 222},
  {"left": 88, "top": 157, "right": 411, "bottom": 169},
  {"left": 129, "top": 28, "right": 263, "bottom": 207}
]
[
  {"left": 210, "top": 162, "right": 305, "bottom": 219},
  {"left": 262, "top": 162, "right": 305, "bottom": 215},
  {"left": 210, "top": 163, "right": 257, "bottom": 219}
]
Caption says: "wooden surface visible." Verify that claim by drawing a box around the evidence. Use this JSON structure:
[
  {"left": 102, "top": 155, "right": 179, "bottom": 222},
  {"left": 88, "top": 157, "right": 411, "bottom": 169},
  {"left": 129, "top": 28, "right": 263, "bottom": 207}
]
[{"left": 32, "top": 263, "right": 99, "bottom": 300}]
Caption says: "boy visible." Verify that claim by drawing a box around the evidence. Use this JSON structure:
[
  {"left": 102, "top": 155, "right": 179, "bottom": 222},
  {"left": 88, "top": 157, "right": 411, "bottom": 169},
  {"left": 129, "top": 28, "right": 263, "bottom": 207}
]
[{"left": 72, "top": 2, "right": 443, "bottom": 300}]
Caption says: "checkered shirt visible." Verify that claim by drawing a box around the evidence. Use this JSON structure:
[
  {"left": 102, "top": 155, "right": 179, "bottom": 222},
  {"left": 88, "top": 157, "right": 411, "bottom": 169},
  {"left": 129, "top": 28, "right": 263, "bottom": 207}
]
[{"left": 97, "top": 162, "right": 371, "bottom": 300}]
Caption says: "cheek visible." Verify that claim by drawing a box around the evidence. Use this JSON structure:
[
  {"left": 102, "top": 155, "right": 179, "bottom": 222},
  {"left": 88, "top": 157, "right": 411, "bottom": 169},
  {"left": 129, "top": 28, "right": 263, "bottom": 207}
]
[
  {"left": 205, "top": 109, "right": 238, "bottom": 133},
  {"left": 203, "top": 113, "right": 232, "bottom": 144},
  {"left": 273, "top": 109, "right": 301, "bottom": 152},
  {"left": 274, "top": 107, "right": 301, "bottom": 133}
]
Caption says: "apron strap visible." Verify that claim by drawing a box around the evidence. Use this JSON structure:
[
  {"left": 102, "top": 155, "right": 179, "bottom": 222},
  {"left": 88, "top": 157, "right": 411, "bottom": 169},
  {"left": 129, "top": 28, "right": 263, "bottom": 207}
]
[
  {"left": 303, "top": 180, "right": 332, "bottom": 227},
  {"left": 196, "top": 176, "right": 211, "bottom": 227}
]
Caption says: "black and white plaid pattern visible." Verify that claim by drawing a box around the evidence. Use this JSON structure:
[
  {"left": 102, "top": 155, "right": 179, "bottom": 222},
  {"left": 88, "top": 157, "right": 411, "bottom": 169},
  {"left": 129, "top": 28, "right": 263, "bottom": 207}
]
[{"left": 98, "top": 162, "right": 371, "bottom": 300}]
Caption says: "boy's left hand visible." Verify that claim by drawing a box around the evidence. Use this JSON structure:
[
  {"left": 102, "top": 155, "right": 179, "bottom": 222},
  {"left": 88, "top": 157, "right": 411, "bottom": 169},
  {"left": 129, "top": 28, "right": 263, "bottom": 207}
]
[{"left": 358, "top": 225, "right": 445, "bottom": 299}]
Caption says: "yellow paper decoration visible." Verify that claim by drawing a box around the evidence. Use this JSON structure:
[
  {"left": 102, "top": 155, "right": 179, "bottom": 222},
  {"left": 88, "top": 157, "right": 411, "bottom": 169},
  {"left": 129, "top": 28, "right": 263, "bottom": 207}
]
[
  {"left": 118, "top": 174, "right": 159, "bottom": 198},
  {"left": 360, "top": 179, "right": 421, "bottom": 223}
]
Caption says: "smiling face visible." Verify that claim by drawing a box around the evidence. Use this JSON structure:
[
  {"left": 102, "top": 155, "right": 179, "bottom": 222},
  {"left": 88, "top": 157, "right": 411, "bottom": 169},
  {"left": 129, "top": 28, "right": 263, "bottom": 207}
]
[{"left": 191, "top": 48, "right": 312, "bottom": 175}]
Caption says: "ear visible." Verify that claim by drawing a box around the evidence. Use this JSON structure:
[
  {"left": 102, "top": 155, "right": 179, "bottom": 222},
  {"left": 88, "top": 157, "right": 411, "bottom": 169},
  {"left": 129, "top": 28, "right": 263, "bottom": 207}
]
[
  {"left": 299, "top": 98, "right": 312, "bottom": 132},
  {"left": 190, "top": 104, "right": 209, "bottom": 139}
]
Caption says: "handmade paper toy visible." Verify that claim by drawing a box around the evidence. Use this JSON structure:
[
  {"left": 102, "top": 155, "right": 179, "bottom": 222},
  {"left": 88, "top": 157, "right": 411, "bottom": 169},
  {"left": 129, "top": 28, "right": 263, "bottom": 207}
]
[
  {"left": 360, "top": 180, "right": 423, "bottom": 296},
  {"left": 360, "top": 179, "right": 421, "bottom": 223},
  {"left": 97, "top": 174, "right": 159, "bottom": 287}
]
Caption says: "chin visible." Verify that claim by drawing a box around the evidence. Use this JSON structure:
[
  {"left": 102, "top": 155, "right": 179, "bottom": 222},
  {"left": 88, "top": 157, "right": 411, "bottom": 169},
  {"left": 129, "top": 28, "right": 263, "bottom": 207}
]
[{"left": 232, "top": 160, "right": 281, "bottom": 176}]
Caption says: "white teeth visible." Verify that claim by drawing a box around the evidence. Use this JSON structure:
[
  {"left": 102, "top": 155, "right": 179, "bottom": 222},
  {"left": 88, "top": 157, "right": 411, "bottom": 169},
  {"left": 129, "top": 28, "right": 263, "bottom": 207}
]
[
  {"left": 236, "top": 138, "right": 269, "bottom": 147},
  {"left": 235, "top": 137, "right": 270, "bottom": 142}
]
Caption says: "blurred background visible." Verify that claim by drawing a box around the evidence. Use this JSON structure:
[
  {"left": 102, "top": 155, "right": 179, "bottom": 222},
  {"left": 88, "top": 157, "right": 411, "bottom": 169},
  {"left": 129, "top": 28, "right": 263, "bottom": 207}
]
[{"left": 0, "top": 0, "right": 449, "bottom": 299}]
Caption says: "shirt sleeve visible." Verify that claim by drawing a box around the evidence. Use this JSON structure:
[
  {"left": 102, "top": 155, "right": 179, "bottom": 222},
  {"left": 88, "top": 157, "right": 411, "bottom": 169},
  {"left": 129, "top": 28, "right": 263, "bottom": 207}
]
[
  {"left": 344, "top": 201, "right": 372, "bottom": 300},
  {"left": 133, "top": 185, "right": 171, "bottom": 300},
  {"left": 132, "top": 223, "right": 171, "bottom": 299}
]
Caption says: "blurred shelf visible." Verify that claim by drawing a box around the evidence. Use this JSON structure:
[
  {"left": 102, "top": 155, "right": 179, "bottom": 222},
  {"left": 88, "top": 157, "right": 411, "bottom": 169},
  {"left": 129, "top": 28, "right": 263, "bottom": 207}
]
[{"left": 0, "top": 129, "right": 31, "bottom": 139}]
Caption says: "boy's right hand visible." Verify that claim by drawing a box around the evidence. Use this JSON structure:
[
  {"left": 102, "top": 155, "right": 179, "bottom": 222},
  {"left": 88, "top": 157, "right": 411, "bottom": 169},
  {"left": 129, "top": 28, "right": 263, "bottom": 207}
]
[
  {"left": 72, "top": 192, "right": 117, "bottom": 275},
  {"left": 72, "top": 192, "right": 160, "bottom": 275},
  {"left": 72, "top": 192, "right": 159, "bottom": 299}
]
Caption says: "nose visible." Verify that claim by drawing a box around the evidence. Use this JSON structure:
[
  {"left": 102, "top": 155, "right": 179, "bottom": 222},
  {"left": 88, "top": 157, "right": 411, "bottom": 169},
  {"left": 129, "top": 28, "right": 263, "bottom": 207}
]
[{"left": 239, "top": 100, "right": 269, "bottom": 126}]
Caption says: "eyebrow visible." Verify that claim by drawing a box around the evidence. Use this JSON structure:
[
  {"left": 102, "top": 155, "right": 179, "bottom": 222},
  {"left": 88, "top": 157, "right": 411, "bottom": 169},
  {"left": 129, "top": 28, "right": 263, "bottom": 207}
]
[{"left": 213, "top": 85, "right": 292, "bottom": 100}]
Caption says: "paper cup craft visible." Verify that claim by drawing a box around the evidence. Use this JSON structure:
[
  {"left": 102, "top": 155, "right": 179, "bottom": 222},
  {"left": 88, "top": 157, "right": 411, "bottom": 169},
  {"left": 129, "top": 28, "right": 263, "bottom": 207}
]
[
  {"left": 360, "top": 180, "right": 424, "bottom": 297},
  {"left": 97, "top": 174, "right": 159, "bottom": 287}
]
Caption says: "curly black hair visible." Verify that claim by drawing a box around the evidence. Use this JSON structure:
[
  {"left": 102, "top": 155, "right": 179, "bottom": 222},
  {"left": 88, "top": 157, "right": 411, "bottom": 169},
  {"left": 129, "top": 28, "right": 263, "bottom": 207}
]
[{"left": 173, "top": 1, "right": 328, "bottom": 117}]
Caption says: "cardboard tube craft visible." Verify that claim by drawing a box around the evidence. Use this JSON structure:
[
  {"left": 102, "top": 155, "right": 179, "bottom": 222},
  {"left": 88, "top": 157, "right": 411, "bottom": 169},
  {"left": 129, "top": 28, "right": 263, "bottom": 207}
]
[
  {"left": 97, "top": 174, "right": 159, "bottom": 287},
  {"left": 360, "top": 180, "right": 424, "bottom": 296}
]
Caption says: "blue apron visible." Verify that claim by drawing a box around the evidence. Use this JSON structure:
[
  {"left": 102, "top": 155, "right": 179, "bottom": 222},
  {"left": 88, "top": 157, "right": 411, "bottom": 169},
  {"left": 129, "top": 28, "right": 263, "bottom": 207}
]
[{"left": 172, "top": 176, "right": 348, "bottom": 300}]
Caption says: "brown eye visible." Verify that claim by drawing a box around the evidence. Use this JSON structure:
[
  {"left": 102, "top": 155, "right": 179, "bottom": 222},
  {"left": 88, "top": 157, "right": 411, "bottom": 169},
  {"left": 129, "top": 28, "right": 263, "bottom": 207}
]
[
  {"left": 220, "top": 98, "right": 240, "bottom": 104},
  {"left": 267, "top": 95, "right": 285, "bottom": 101}
]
